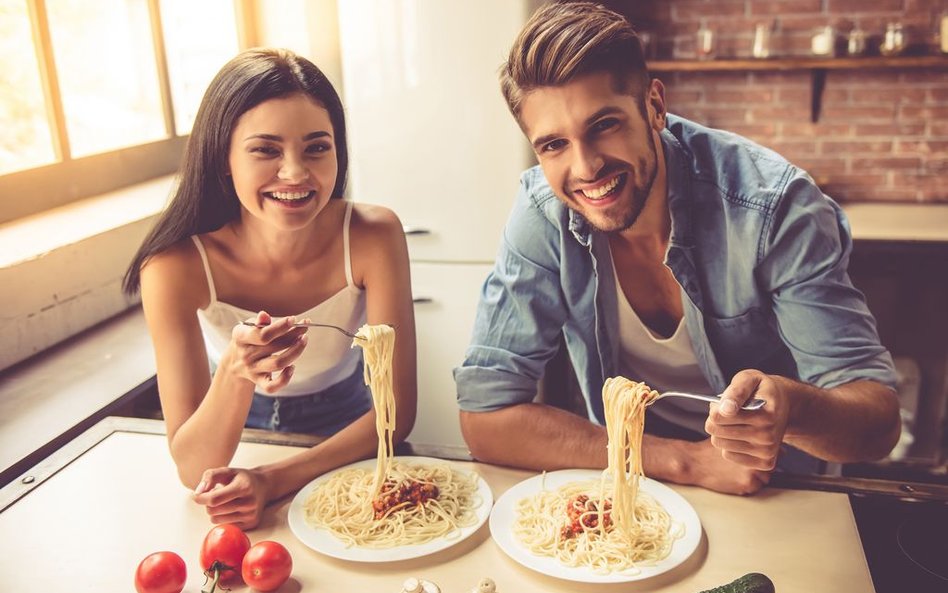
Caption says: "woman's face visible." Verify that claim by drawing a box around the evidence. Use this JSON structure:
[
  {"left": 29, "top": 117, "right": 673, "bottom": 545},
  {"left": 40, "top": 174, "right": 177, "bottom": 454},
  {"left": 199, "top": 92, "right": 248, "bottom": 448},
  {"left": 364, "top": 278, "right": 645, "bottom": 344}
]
[{"left": 227, "top": 93, "right": 338, "bottom": 230}]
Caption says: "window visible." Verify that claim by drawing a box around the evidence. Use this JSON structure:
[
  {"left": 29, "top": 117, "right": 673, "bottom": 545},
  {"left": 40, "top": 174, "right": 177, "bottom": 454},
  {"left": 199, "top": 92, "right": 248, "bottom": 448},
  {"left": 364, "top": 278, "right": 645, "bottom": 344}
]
[{"left": 0, "top": 0, "right": 242, "bottom": 224}]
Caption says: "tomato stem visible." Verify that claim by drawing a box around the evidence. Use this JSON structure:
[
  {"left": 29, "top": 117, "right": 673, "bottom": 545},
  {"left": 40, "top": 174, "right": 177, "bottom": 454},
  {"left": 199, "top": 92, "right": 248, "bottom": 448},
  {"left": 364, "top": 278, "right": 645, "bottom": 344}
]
[{"left": 201, "top": 561, "right": 233, "bottom": 593}]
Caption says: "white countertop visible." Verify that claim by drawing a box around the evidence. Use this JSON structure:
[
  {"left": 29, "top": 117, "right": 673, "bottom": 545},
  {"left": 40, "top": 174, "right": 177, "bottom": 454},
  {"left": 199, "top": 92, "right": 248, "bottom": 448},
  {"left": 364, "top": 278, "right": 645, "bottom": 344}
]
[{"left": 842, "top": 203, "right": 948, "bottom": 243}]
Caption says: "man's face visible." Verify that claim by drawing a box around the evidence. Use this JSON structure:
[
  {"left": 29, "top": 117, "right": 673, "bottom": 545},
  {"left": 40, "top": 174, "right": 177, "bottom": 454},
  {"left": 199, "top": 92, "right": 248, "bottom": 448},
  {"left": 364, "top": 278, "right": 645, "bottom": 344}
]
[{"left": 519, "top": 72, "right": 664, "bottom": 233}]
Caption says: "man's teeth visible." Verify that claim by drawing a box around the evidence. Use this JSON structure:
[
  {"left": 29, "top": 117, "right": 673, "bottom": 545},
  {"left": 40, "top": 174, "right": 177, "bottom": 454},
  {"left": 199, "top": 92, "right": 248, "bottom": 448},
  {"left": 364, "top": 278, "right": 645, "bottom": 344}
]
[
  {"left": 269, "top": 191, "right": 311, "bottom": 201},
  {"left": 582, "top": 176, "right": 620, "bottom": 200}
]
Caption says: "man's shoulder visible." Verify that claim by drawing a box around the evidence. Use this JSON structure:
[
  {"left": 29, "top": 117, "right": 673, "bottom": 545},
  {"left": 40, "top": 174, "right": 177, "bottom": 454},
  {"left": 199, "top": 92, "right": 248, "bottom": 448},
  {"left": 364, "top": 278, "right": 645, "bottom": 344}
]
[
  {"left": 515, "top": 165, "right": 570, "bottom": 223},
  {"left": 666, "top": 114, "right": 802, "bottom": 211},
  {"left": 518, "top": 165, "right": 557, "bottom": 205}
]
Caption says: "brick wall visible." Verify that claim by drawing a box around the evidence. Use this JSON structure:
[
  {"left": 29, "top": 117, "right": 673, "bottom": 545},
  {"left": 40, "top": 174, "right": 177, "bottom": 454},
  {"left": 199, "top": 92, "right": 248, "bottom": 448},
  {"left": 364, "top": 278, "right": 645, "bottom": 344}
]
[{"left": 607, "top": 0, "right": 948, "bottom": 203}]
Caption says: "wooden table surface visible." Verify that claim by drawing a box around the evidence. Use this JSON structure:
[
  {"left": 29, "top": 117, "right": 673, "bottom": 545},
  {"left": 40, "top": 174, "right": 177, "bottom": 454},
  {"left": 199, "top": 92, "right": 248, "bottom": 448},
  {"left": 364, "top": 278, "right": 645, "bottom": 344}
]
[{"left": 0, "top": 418, "right": 878, "bottom": 593}]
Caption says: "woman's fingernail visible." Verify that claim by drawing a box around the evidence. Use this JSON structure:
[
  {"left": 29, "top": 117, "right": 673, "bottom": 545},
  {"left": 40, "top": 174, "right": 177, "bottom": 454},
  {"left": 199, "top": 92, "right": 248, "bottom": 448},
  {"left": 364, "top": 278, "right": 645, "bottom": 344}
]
[
  {"left": 721, "top": 400, "right": 738, "bottom": 415},
  {"left": 194, "top": 480, "right": 206, "bottom": 494}
]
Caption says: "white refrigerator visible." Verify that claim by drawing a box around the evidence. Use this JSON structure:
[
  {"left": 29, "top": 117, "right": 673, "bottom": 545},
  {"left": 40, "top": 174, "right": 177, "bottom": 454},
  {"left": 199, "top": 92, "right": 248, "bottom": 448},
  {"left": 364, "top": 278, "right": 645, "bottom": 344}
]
[{"left": 337, "top": 0, "right": 534, "bottom": 446}]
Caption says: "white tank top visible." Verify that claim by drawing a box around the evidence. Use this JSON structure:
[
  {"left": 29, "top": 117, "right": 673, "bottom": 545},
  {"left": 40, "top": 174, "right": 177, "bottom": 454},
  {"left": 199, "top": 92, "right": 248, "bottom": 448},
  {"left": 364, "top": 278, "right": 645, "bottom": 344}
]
[
  {"left": 191, "top": 201, "right": 366, "bottom": 397},
  {"left": 612, "top": 256, "right": 715, "bottom": 434}
]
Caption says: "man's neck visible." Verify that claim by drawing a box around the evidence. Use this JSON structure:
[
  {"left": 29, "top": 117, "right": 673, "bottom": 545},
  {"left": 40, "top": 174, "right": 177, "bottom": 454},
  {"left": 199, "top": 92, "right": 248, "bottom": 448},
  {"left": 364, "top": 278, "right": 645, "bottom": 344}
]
[{"left": 611, "top": 144, "right": 670, "bottom": 259}]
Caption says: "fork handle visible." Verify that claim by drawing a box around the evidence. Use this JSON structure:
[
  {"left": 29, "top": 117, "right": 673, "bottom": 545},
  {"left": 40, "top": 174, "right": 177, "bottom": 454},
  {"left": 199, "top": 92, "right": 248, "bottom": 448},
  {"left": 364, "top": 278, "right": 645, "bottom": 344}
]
[
  {"left": 291, "top": 322, "right": 363, "bottom": 339},
  {"left": 239, "top": 320, "right": 364, "bottom": 340},
  {"left": 661, "top": 391, "right": 766, "bottom": 411}
]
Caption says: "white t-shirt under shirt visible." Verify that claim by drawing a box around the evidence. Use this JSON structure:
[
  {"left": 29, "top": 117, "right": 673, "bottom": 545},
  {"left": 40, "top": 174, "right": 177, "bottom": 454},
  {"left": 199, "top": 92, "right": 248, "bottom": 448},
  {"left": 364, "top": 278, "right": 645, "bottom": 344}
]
[
  {"left": 612, "top": 256, "right": 715, "bottom": 436},
  {"left": 191, "top": 201, "right": 366, "bottom": 397}
]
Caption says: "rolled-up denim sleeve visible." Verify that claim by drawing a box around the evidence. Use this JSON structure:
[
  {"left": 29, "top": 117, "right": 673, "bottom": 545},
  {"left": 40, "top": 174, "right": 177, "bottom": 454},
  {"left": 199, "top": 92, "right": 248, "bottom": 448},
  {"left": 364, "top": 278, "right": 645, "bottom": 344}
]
[
  {"left": 760, "top": 172, "right": 897, "bottom": 390},
  {"left": 454, "top": 179, "right": 569, "bottom": 412}
]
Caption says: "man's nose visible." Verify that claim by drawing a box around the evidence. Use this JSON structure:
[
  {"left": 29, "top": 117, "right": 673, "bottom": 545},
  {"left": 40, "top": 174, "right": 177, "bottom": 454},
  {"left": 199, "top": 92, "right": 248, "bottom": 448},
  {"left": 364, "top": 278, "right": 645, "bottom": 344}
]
[{"left": 572, "top": 143, "right": 604, "bottom": 181}]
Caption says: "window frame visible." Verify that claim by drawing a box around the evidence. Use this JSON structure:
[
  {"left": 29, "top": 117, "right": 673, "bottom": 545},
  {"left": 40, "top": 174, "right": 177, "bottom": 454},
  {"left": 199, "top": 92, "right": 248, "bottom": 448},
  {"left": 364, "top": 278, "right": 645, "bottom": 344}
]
[{"left": 0, "top": 0, "right": 255, "bottom": 226}]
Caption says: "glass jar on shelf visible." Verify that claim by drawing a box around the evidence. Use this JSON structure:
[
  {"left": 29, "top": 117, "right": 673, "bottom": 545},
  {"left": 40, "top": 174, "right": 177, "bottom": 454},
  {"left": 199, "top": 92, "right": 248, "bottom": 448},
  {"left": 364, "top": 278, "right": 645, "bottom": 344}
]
[
  {"left": 847, "top": 27, "right": 867, "bottom": 56},
  {"left": 811, "top": 25, "right": 836, "bottom": 56},
  {"left": 696, "top": 24, "right": 715, "bottom": 60},
  {"left": 752, "top": 22, "right": 773, "bottom": 59},
  {"left": 940, "top": 9, "right": 948, "bottom": 54},
  {"left": 880, "top": 22, "right": 907, "bottom": 56}
]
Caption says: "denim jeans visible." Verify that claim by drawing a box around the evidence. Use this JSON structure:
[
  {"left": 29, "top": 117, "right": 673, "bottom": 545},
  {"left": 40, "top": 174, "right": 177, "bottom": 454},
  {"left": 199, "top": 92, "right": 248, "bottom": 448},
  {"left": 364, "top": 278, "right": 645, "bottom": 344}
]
[{"left": 246, "top": 361, "right": 371, "bottom": 436}]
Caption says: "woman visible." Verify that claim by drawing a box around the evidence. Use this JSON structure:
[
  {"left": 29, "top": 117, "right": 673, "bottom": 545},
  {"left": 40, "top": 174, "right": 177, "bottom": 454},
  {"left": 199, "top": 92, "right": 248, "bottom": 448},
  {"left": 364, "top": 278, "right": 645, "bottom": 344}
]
[{"left": 123, "top": 48, "right": 417, "bottom": 529}]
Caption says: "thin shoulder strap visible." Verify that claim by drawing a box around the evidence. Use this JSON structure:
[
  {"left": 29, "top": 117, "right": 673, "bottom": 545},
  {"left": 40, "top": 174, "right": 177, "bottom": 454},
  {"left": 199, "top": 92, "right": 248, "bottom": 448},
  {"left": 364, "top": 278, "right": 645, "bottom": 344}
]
[
  {"left": 343, "top": 201, "right": 355, "bottom": 287},
  {"left": 190, "top": 235, "right": 217, "bottom": 303}
]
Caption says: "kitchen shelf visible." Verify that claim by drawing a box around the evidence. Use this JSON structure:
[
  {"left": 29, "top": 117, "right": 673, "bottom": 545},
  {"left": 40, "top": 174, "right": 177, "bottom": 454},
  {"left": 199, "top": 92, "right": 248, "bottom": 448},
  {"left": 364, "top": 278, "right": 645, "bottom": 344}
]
[{"left": 648, "top": 55, "right": 948, "bottom": 122}]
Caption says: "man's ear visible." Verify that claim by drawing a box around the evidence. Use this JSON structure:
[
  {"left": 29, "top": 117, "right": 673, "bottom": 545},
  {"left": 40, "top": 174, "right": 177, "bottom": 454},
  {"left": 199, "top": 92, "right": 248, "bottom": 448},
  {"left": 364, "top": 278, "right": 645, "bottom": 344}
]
[{"left": 645, "top": 78, "right": 667, "bottom": 132}]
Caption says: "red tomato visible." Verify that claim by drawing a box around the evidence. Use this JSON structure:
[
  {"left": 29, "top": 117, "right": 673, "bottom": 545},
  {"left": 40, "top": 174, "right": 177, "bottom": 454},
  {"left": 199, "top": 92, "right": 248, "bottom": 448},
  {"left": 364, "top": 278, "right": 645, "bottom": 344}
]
[
  {"left": 241, "top": 541, "right": 293, "bottom": 592},
  {"left": 134, "top": 551, "right": 186, "bottom": 593},
  {"left": 200, "top": 523, "right": 251, "bottom": 585}
]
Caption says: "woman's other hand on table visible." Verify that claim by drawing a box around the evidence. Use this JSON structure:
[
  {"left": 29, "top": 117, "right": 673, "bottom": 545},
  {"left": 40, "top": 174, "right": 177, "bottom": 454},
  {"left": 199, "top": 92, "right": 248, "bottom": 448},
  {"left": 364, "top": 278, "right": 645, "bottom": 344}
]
[{"left": 192, "top": 466, "right": 271, "bottom": 530}]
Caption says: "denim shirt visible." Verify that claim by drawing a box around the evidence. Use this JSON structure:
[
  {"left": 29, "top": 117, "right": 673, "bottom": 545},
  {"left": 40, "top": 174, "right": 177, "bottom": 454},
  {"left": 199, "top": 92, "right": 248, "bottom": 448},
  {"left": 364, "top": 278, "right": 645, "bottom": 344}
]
[{"left": 455, "top": 114, "right": 896, "bottom": 436}]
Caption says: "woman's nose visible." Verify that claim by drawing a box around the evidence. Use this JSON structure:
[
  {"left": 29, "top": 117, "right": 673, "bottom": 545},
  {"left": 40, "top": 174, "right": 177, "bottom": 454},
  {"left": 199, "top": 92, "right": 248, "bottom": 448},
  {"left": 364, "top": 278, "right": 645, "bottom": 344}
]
[{"left": 278, "top": 156, "right": 310, "bottom": 183}]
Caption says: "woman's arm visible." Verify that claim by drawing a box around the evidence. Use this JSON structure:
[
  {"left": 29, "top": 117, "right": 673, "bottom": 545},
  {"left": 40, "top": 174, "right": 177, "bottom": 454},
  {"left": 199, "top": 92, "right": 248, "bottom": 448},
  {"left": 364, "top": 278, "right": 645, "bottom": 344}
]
[
  {"left": 198, "top": 205, "right": 418, "bottom": 524},
  {"left": 140, "top": 242, "right": 306, "bottom": 487}
]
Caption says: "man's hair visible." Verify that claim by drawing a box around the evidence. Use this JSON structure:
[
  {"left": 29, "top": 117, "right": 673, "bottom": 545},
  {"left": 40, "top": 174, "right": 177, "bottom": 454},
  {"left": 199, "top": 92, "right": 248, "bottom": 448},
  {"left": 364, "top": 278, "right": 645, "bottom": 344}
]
[{"left": 499, "top": 1, "right": 650, "bottom": 124}]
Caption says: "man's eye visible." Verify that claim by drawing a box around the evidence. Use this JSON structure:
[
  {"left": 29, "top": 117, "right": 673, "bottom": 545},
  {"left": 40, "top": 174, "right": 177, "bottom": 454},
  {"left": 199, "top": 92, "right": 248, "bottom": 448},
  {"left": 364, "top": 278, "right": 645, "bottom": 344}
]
[
  {"left": 542, "top": 139, "right": 567, "bottom": 153},
  {"left": 591, "top": 118, "right": 619, "bottom": 133}
]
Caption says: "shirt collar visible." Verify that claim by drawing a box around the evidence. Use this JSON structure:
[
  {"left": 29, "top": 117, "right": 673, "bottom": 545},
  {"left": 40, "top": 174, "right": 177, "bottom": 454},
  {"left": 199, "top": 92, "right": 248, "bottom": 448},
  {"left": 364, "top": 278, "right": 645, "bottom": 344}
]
[{"left": 661, "top": 122, "right": 695, "bottom": 249}]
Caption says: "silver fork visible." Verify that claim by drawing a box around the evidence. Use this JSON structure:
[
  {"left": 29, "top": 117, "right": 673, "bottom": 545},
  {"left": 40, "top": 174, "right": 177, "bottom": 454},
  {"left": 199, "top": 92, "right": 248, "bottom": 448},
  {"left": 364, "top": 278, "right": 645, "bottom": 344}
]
[
  {"left": 658, "top": 391, "right": 766, "bottom": 411},
  {"left": 241, "top": 320, "right": 367, "bottom": 340}
]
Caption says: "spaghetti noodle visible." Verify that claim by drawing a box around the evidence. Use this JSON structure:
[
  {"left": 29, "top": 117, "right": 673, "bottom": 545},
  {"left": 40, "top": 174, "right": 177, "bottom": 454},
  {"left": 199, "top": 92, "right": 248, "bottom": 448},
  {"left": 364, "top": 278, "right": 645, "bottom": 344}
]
[
  {"left": 302, "top": 324, "right": 480, "bottom": 548},
  {"left": 512, "top": 377, "right": 683, "bottom": 573}
]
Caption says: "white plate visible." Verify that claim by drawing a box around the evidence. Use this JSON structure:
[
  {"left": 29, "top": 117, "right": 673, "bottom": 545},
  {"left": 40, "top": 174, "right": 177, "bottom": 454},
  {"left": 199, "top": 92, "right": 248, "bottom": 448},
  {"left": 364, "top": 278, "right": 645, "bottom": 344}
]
[
  {"left": 288, "top": 456, "right": 493, "bottom": 562},
  {"left": 489, "top": 469, "right": 702, "bottom": 583}
]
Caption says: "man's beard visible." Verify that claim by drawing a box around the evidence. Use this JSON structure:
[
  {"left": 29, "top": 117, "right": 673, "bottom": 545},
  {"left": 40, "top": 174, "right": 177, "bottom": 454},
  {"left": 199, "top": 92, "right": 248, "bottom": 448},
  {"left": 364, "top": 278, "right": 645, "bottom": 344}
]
[
  {"left": 592, "top": 133, "right": 658, "bottom": 234},
  {"left": 564, "top": 131, "right": 659, "bottom": 234}
]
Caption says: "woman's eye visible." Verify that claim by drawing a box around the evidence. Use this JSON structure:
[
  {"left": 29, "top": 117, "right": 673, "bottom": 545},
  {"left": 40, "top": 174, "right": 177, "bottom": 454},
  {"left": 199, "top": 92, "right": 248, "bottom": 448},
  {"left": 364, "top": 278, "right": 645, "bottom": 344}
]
[
  {"left": 249, "top": 145, "right": 279, "bottom": 156},
  {"left": 306, "top": 142, "right": 332, "bottom": 155}
]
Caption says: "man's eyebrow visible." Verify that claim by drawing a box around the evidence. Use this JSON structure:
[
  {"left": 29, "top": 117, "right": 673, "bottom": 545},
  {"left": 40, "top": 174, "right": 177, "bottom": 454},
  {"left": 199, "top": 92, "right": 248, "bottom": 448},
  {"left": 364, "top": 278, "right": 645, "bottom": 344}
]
[
  {"left": 530, "top": 106, "right": 626, "bottom": 149},
  {"left": 531, "top": 132, "right": 559, "bottom": 151},
  {"left": 585, "top": 106, "right": 625, "bottom": 123},
  {"left": 244, "top": 131, "right": 332, "bottom": 141}
]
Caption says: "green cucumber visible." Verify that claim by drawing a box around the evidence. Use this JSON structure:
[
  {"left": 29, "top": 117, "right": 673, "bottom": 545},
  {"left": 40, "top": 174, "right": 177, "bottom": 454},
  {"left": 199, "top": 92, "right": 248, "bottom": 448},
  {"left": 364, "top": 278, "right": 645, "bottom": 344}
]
[{"left": 698, "top": 572, "right": 776, "bottom": 593}]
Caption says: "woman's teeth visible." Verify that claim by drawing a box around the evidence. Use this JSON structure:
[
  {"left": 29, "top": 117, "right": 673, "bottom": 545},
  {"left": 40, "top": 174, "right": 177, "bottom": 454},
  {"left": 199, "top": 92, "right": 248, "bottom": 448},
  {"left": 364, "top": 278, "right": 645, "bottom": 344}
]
[
  {"left": 269, "top": 191, "right": 312, "bottom": 201},
  {"left": 582, "top": 176, "right": 620, "bottom": 200}
]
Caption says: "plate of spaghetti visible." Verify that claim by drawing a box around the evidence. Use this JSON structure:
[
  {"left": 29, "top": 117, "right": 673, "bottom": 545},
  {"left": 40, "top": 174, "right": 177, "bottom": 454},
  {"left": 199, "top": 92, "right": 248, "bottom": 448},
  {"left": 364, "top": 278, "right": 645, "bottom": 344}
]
[
  {"left": 489, "top": 377, "right": 702, "bottom": 583},
  {"left": 288, "top": 455, "right": 491, "bottom": 562},
  {"left": 287, "top": 324, "right": 492, "bottom": 562}
]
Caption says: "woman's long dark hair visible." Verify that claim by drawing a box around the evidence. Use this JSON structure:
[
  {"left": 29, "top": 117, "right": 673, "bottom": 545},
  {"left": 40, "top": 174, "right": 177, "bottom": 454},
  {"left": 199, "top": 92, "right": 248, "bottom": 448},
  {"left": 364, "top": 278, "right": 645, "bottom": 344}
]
[{"left": 122, "top": 48, "right": 349, "bottom": 295}]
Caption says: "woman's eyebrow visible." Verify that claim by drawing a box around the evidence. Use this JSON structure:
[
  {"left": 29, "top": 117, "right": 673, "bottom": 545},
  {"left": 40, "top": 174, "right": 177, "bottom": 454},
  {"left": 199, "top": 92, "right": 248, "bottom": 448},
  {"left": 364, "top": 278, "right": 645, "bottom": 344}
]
[{"left": 244, "top": 131, "right": 332, "bottom": 141}]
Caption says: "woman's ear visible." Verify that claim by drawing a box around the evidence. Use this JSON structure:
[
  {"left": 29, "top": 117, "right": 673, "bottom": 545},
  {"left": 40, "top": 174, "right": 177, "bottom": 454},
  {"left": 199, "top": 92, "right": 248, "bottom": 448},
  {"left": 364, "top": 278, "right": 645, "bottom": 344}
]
[{"left": 645, "top": 78, "right": 667, "bottom": 132}]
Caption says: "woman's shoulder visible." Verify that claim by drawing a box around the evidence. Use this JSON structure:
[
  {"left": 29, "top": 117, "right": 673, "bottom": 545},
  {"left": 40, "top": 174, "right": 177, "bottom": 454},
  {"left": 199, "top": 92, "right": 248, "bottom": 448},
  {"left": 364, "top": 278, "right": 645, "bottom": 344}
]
[
  {"left": 346, "top": 202, "right": 409, "bottom": 284},
  {"left": 349, "top": 201, "right": 402, "bottom": 226},
  {"left": 142, "top": 236, "right": 198, "bottom": 273},
  {"left": 140, "top": 235, "right": 210, "bottom": 309},
  {"left": 348, "top": 201, "right": 404, "bottom": 242}
]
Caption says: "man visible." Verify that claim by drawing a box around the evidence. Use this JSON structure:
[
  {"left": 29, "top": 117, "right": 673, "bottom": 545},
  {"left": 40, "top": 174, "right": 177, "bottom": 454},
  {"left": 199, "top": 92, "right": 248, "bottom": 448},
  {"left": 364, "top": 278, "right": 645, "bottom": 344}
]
[{"left": 454, "top": 1, "right": 900, "bottom": 495}]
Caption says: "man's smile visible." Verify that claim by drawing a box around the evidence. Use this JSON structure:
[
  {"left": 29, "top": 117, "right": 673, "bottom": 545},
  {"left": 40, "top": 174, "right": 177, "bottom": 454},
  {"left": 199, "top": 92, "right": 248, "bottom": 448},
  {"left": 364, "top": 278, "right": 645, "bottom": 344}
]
[{"left": 574, "top": 172, "right": 627, "bottom": 204}]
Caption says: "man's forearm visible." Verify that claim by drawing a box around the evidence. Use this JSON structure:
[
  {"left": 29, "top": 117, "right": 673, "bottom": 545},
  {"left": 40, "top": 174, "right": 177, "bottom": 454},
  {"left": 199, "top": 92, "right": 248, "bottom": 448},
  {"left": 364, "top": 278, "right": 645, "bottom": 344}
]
[
  {"left": 783, "top": 378, "right": 901, "bottom": 462},
  {"left": 460, "top": 403, "right": 773, "bottom": 494},
  {"left": 460, "top": 403, "right": 689, "bottom": 477},
  {"left": 460, "top": 404, "right": 608, "bottom": 470}
]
